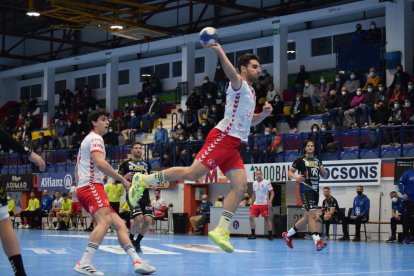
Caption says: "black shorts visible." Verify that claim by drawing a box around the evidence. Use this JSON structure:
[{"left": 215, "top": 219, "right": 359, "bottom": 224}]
[
  {"left": 131, "top": 203, "right": 153, "bottom": 218},
  {"left": 301, "top": 189, "right": 319, "bottom": 211}
]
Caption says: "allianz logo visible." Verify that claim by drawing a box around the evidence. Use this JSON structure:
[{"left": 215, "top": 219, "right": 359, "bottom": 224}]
[{"left": 41, "top": 174, "right": 73, "bottom": 190}]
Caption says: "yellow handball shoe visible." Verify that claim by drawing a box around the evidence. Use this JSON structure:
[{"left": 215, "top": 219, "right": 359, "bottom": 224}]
[
  {"left": 128, "top": 173, "right": 147, "bottom": 207},
  {"left": 208, "top": 228, "right": 234, "bottom": 253}
]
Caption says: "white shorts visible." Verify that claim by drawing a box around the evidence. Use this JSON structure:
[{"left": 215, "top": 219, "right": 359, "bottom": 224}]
[{"left": 0, "top": 205, "right": 10, "bottom": 221}]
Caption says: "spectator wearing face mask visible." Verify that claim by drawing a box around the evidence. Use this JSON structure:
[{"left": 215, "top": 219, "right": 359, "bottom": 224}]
[
  {"left": 121, "top": 110, "right": 140, "bottom": 144},
  {"left": 142, "top": 95, "right": 163, "bottom": 133},
  {"left": 302, "top": 80, "right": 316, "bottom": 114},
  {"left": 402, "top": 99, "right": 414, "bottom": 126},
  {"left": 196, "top": 130, "right": 204, "bottom": 142},
  {"left": 360, "top": 83, "right": 377, "bottom": 127},
  {"left": 186, "top": 89, "right": 202, "bottom": 111},
  {"left": 363, "top": 67, "right": 381, "bottom": 91},
  {"left": 316, "top": 75, "right": 329, "bottom": 113},
  {"left": 265, "top": 83, "right": 279, "bottom": 102},
  {"left": 386, "top": 191, "right": 405, "bottom": 243},
  {"left": 173, "top": 123, "right": 187, "bottom": 141},
  {"left": 390, "top": 64, "right": 410, "bottom": 93},
  {"left": 198, "top": 93, "right": 216, "bottom": 122},
  {"left": 215, "top": 195, "right": 225, "bottom": 207},
  {"left": 103, "top": 126, "right": 119, "bottom": 146},
  {"left": 351, "top": 23, "right": 367, "bottom": 46},
  {"left": 344, "top": 88, "right": 366, "bottom": 128},
  {"left": 206, "top": 105, "right": 220, "bottom": 125},
  {"left": 322, "top": 90, "right": 341, "bottom": 130},
  {"left": 329, "top": 74, "right": 344, "bottom": 95},
  {"left": 153, "top": 122, "right": 168, "bottom": 145},
  {"left": 267, "top": 127, "right": 283, "bottom": 161},
  {"left": 366, "top": 21, "right": 381, "bottom": 43},
  {"left": 199, "top": 119, "right": 213, "bottom": 138},
  {"left": 388, "top": 84, "right": 406, "bottom": 108},
  {"left": 22, "top": 134, "right": 34, "bottom": 151},
  {"left": 201, "top": 76, "right": 216, "bottom": 98},
  {"left": 337, "top": 87, "right": 354, "bottom": 129},
  {"left": 375, "top": 83, "right": 390, "bottom": 106},
  {"left": 406, "top": 81, "right": 414, "bottom": 102},
  {"left": 286, "top": 94, "right": 306, "bottom": 133},
  {"left": 344, "top": 71, "right": 360, "bottom": 94}
]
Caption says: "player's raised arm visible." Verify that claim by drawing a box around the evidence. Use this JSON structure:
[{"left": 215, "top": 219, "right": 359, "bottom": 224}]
[{"left": 208, "top": 43, "right": 241, "bottom": 90}]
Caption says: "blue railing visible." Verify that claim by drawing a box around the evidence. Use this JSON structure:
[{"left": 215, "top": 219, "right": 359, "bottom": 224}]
[{"left": 1, "top": 125, "right": 413, "bottom": 174}]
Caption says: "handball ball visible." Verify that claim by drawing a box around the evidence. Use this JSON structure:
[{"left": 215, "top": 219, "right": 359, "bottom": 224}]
[{"left": 199, "top": 27, "right": 218, "bottom": 46}]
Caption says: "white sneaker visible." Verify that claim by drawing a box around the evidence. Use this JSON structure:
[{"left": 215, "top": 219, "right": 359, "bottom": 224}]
[
  {"left": 133, "top": 260, "right": 156, "bottom": 275},
  {"left": 24, "top": 224, "right": 30, "bottom": 229},
  {"left": 68, "top": 226, "right": 75, "bottom": 231},
  {"left": 78, "top": 226, "right": 85, "bottom": 231},
  {"left": 73, "top": 262, "right": 104, "bottom": 275}
]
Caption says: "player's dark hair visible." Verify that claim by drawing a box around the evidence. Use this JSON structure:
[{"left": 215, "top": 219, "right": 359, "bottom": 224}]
[
  {"left": 303, "top": 139, "right": 315, "bottom": 149},
  {"left": 132, "top": 142, "right": 142, "bottom": 147},
  {"left": 62, "top": 192, "right": 68, "bottom": 197},
  {"left": 237, "top": 53, "right": 260, "bottom": 71},
  {"left": 87, "top": 109, "right": 110, "bottom": 130},
  {"left": 155, "top": 189, "right": 161, "bottom": 193},
  {"left": 323, "top": 187, "right": 330, "bottom": 190}
]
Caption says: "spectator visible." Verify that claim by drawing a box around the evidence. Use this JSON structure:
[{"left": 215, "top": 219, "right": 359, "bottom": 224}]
[
  {"left": 214, "top": 63, "right": 226, "bottom": 94},
  {"left": 286, "top": 93, "right": 306, "bottom": 133},
  {"left": 388, "top": 84, "right": 406, "bottom": 107},
  {"left": 322, "top": 90, "right": 341, "bottom": 130},
  {"left": 316, "top": 75, "right": 329, "bottom": 113},
  {"left": 388, "top": 101, "right": 403, "bottom": 126},
  {"left": 294, "top": 65, "right": 310, "bottom": 89},
  {"left": 397, "top": 164, "right": 414, "bottom": 244},
  {"left": 363, "top": 67, "right": 381, "bottom": 91},
  {"left": 189, "top": 194, "right": 213, "bottom": 235},
  {"left": 22, "top": 134, "right": 34, "bottom": 150},
  {"left": 103, "top": 126, "right": 119, "bottom": 146},
  {"left": 172, "top": 122, "right": 187, "bottom": 141},
  {"left": 206, "top": 105, "right": 221, "bottom": 125},
  {"left": 46, "top": 191, "right": 63, "bottom": 230},
  {"left": 55, "top": 119, "right": 67, "bottom": 149},
  {"left": 320, "top": 187, "right": 341, "bottom": 240},
  {"left": 239, "top": 193, "right": 251, "bottom": 207},
  {"left": 7, "top": 194, "right": 15, "bottom": 217},
  {"left": 406, "top": 81, "right": 414, "bottom": 102},
  {"left": 142, "top": 95, "right": 163, "bottom": 133},
  {"left": 402, "top": 99, "right": 414, "bottom": 126},
  {"left": 263, "top": 94, "right": 284, "bottom": 128},
  {"left": 198, "top": 93, "right": 216, "bottom": 122},
  {"left": 339, "top": 186, "right": 370, "bottom": 242},
  {"left": 121, "top": 110, "right": 140, "bottom": 144},
  {"left": 56, "top": 192, "right": 72, "bottom": 230},
  {"left": 175, "top": 109, "right": 187, "bottom": 128},
  {"left": 390, "top": 64, "right": 410, "bottom": 92},
  {"left": 153, "top": 121, "right": 168, "bottom": 145},
  {"left": 19, "top": 191, "right": 40, "bottom": 229},
  {"left": 215, "top": 195, "right": 225, "bottom": 207},
  {"left": 199, "top": 119, "right": 213, "bottom": 138},
  {"left": 267, "top": 127, "right": 283, "bottom": 161},
  {"left": 366, "top": 21, "right": 381, "bottom": 43},
  {"left": 344, "top": 71, "right": 360, "bottom": 94},
  {"left": 201, "top": 76, "right": 216, "bottom": 98},
  {"left": 361, "top": 83, "right": 378, "bottom": 126},
  {"left": 265, "top": 83, "right": 279, "bottom": 102},
  {"left": 344, "top": 88, "right": 366, "bottom": 128},
  {"left": 122, "top": 102, "right": 132, "bottom": 121},
  {"left": 15, "top": 114, "right": 25, "bottom": 130},
  {"left": 186, "top": 89, "right": 202, "bottom": 111},
  {"left": 329, "top": 73, "right": 344, "bottom": 94},
  {"left": 375, "top": 83, "right": 390, "bottom": 106},
  {"left": 254, "top": 82, "right": 267, "bottom": 104},
  {"left": 152, "top": 189, "right": 168, "bottom": 219},
  {"left": 302, "top": 80, "right": 316, "bottom": 114},
  {"left": 386, "top": 191, "right": 405, "bottom": 243},
  {"left": 184, "top": 107, "right": 199, "bottom": 135},
  {"left": 371, "top": 100, "right": 389, "bottom": 126},
  {"left": 34, "top": 132, "right": 49, "bottom": 152},
  {"left": 351, "top": 23, "right": 367, "bottom": 45}
]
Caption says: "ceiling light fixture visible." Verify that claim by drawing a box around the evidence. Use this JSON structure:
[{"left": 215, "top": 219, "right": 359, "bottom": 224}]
[
  {"left": 110, "top": 25, "right": 124, "bottom": 30},
  {"left": 27, "top": 0, "right": 40, "bottom": 16}
]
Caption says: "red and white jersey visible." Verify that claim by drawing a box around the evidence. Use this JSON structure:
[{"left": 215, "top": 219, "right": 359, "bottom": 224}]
[
  {"left": 253, "top": 179, "right": 273, "bottom": 205},
  {"left": 215, "top": 79, "right": 256, "bottom": 142},
  {"left": 76, "top": 131, "right": 106, "bottom": 188}
]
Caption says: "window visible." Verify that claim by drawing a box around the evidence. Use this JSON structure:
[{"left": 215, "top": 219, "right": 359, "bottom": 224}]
[
  {"left": 102, "top": 73, "right": 106, "bottom": 88},
  {"left": 195, "top": 57, "right": 205, "bottom": 74},
  {"left": 235, "top": 49, "right": 253, "bottom": 63},
  {"left": 226, "top": 52, "right": 235, "bottom": 65},
  {"left": 333, "top": 32, "right": 353, "bottom": 53},
  {"left": 257, "top": 46, "right": 273, "bottom": 64},
  {"left": 140, "top": 66, "right": 153, "bottom": 82},
  {"left": 172, "top": 61, "right": 182, "bottom": 77},
  {"left": 55, "top": 80, "right": 66, "bottom": 94},
  {"left": 154, "top": 63, "right": 169, "bottom": 79},
  {"left": 87, "top": 74, "right": 100, "bottom": 89},
  {"left": 311, "top": 36, "right": 332, "bottom": 57},
  {"left": 288, "top": 42, "right": 296, "bottom": 60},
  {"left": 20, "top": 84, "right": 41, "bottom": 99},
  {"left": 118, "top": 69, "right": 129, "bottom": 85},
  {"left": 75, "top": 77, "right": 87, "bottom": 89}
]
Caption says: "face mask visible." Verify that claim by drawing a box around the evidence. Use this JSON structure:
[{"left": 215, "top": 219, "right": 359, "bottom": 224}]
[
  {"left": 356, "top": 91, "right": 362, "bottom": 96},
  {"left": 88, "top": 108, "right": 92, "bottom": 112},
  {"left": 394, "top": 103, "right": 400, "bottom": 109},
  {"left": 357, "top": 191, "right": 363, "bottom": 195},
  {"left": 198, "top": 136, "right": 203, "bottom": 140},
  {"left": 109, "top": 128, "right": 113, "bottom": 133},
  {"left": 80, "top": 111, "right": 83, "bottom": 115},
  {"left": 379, "top": 87, "right": 384, "bottom": 92},
  {"left": 296, "top": 97, "right": 300, "bottom": 101},
  {"left": 409, "top": 85, "right": 413, "bottom": 90},
  {"left": 369, "top": 72, "right": 375, "bottom": 77},
  {"left": 125, "top": 104, "right": 129, "bottom": 107},
  {"left": 335, "top": 78, "right": 340, "bottom": 82},
  {"left": 202, "top": 200, "right": 207, "bottom": 203},
  {"left": 77, "top": 121, "right": 81, "bottom": 124},
  {"left": 189, "top": 137, "right": 194, "bottom": 141},
  {"left": 25, "top": 138, "right": 29, "bottom": 141},
  {"left": 202, "top": 123, "right": 206, "bottom": 126},
  {"left": 320, "top": 79, "right": 325, "bottom": 84},
  {"left": 212, "top": 108, "right": 217, "bottom": 112},
  {"left": 264, "top": 131, "right": 270, "bottom": 135},
  {"left": 207, "top": 95, "right": 212, "bottom": 99},
  {"left": 130, "top": 113, "right": 135, "bottom": 117},
  {"left": 204, "top": 80, "right": 208, "bottom": 84},
  {"left": 169, "top": 138, "right": 174, "bottom": 142},
  {"left": 108, "top": 118, "right": 112, "bottom": 122},
  {"left": 304, "top": 83, "right": 310, "bottom": 87},
  {"left": 275, "top": 98, "right": 280, "bottom": 102},
  {"left": 321, "top": 127, "right": 326, "bottom": 132},
  {"left": 152, "top": 98, "right": 157, "bottom": 102},
  {"left": 157, "top": 125, "right": 162, "bottom": 129},
  {"left": 68, "top": 123, "right": 71, "bottom": 126},
  {"left": 7, "top": 196, "right": 10, "bottom": 200},
  {"left": 312, "top": 128, "right": 318, "bottom": 132},
  {"left": 144, "top": 99, "right": 149, "bottom": 103},
  {"left": 368, "top": 88, "right": 373, "bottom": 93},
  {"left": 391, "top": 197, "right": 398, "bottom": 203},
  {"left": 370, "top": 25, "right": 375, "bottom": 30},
  {"left": 341, "top": 91, "right": 346, "bottom": 95},
  {"left": 177, "top": 125, "right": 182, "bottom": 129},
  {"left": 179, "top": 137, "right": 184, "bottom": 141},
  {"left": 405, "top": 102, "right": 411, "bottom": 108},
  {"left": 218, "top": 93, "right": 222, "bottom": 97}
]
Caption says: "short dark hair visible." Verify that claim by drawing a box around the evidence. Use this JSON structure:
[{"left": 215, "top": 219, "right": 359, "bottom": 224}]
[
  {"left": 237, "top": 53, "right": 260, "bottom": 71},
  {"left": 155, "top": 189, "right": 161, "bottom": 193},
  {"left": 323, "top": 187, "right": 330, "bottom": 190},
  {"left": 303, "top": 139, "right": 314, "bottom": 149},
  {"left": 87, "top": 109, "right": 110, "bottom": 130},
  {"left": 62, "top": 192, "right": 68, "bottom": 197},
  {"left": 132, "top": 142, "right": 142, "bottom": 147}
]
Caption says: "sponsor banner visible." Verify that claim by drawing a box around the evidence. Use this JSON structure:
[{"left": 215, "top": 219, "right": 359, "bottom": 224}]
[
  {"left": 187, "top": 159, "right": 382, "bottom": 186},
  {"left": 394, "top": 158, "right": 414, "bottom": 185},
  {"left": 0, "top": 174, "right": 33, "bottom": 192},
  {"left": 37, "top": 172, "right": 73, "bottom": 191}
]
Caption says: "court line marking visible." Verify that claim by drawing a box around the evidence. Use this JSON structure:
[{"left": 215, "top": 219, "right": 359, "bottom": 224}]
[
  {"left": 285, "top": 269, "right": 414, "bottom": 276},
  {"left": 164, "top": 243, "right": 255, "bottom": 253},
  {"left": 41, "top": 234, "right": 158, "bottom": 240},
  {"left": 252, "top": 267, "right": 314, "bottom": 271}
]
